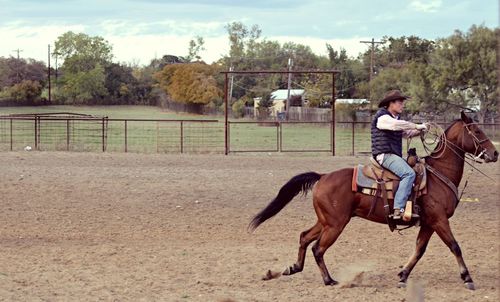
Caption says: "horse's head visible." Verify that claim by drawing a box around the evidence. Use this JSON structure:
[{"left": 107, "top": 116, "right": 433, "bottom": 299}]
[{"left": 451, "top": 111, "right": 498, "bottom": 163}]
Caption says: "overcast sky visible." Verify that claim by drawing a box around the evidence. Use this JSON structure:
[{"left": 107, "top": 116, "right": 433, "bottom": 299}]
[{"left": 0, "top": 0, "right": 497, "bottom": 65}]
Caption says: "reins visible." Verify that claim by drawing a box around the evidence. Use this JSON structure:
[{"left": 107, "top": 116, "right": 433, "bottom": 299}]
[{"left": 418, "top": 122, "right": 496, "bottom": 200}]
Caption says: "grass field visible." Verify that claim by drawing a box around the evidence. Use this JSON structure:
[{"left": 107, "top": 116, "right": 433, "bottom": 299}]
[{"left": 0, "top": 105, "right": 498, "bottom": 155}]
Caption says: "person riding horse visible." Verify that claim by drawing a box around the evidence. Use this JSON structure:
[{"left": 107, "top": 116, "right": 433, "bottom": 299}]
[{"left": 371, "top": 90, "right": 428, "bottom": 219}]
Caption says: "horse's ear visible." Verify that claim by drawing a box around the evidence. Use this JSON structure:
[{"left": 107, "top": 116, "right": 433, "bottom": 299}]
[{"left": 460, "top": 111, "right": 471, "bottom": 123}]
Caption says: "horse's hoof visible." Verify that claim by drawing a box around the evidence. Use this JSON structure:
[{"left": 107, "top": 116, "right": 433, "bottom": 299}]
[
  {"left": 397, "top": 281, "right": 407, "bottom": 288},
  {"left": 464, "top": 282, "right": 475, "bottom": 290},
  {"left": 325, "top": 279, "right": 339, "bottom": 286}
]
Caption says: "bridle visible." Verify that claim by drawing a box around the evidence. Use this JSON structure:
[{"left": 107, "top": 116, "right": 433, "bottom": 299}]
[
  {"left": 418, "top": 121, "right": 495, "bottom": 202},
  {"left": 462, "top": 122, "right": 491, "bottom": 162}
]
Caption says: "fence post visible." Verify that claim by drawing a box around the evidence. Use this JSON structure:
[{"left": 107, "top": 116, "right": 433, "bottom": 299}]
[
  {"left": 352, "top": 121, "right": 355, "bottom": 155},
  {"left": 331, "top": 73, "right": 336, "bottom": 156},
  {"left": 227, "top": 121, "right": 231, "bottom": 154},
  {"left": 180, "top": 121, "right": 184, "bottom": 153},
  {"left": 38, "top": 117, "right": 41, "bottom": 150},
  {"left": 224, "top": 72, "right": 229, "bottom": 155},
  {"left": 124, "top": 120, "right": 128, "bottom": 152},
  {"left": 66, "top": 119, "right": 70, "bottom": 151},
  {"left": 10, "top": 118, "right": 13, "bottom": 151},
  {"left": 279, "top": 122, "right": 282, "bottom": 152},
  {"left": 34, "top": 117, "right": 38, "bottom": 150},
  {"left": 102, "top": 118, "right": 105, "bottom": 152}
]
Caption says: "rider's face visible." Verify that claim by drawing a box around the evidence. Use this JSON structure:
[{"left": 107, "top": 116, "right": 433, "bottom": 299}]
[{"left": 388, "top": 100, "right": 404, "bottom": 115}]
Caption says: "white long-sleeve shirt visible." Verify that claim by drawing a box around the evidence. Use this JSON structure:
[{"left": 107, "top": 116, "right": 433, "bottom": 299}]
[
  {"left": 376, "top": 114, "right": 421, "bottom": 138},
  {"left": 375, "top": 113, "right": 421, "bottom": 163}
]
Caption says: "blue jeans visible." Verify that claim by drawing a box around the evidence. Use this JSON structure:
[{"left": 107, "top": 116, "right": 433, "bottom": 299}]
[{"left": 380, "top": 154, "right": 416, "bottom": 210}]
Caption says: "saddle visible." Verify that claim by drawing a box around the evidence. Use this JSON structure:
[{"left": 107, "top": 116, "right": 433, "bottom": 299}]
[
  {"left": 352, "top": 150, "right": 427, "bottom": 231},
  {"left": 352, "top": 157, "right": 427, "bottom": 199}
]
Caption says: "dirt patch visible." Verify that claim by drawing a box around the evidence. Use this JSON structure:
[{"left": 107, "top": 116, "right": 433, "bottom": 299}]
[{"left": 0, "top": 152, "right": 498, "bottom": 301}]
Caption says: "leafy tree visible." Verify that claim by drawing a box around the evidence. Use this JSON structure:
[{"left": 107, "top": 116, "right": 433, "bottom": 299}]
[
  {"left": 225, "top": 22, "right": 262, "bottom": 60},
  {"left": 256, "top": 92, "right": 274, "bottom": 120},
  {"left": 428, "top": 25, "right": 498, "bottom": 122},
  {"left": 231, "top": 98, "right": 246, "bottom": 118},
  {"left": 53, "top": 32, "right": 113, "bottom": 104},
  {"left": 149, "top": 55, "right": 186, "bottom": 70},
  {"left": 0, "top": 57, "right": 46, "bottom": 87},
  {"left": 155, "top": 63, "right": 222, "bottom": 106},
  {"left": 326, "top": 44, "right": 366, "bottom": 98},
  {"left": 131, "top": 65, "right": 156, "bottom": 105},
  {"left": 186, "top": 36, "right": 205, "bottom": 62},
  {"left": 104, "top": 63, "right": 138, "bottom": 104},
  {"left": 60, "top": 64, "right": 108, "bottom": 104},
  {"left": 54, "top": 31, "right": 113, "bottom": 73},
  {"left": 7, "top": 80, "right": 43, "bottom": 104}
]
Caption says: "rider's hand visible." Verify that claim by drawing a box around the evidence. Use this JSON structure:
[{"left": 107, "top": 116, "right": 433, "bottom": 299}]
[{"left": 415, "top": 123, "right": 428, "bottom": 131}]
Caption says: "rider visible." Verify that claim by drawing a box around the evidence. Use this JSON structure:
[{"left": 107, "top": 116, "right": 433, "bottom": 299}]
[{"left": 371, "top": 90, "right": 427, "bottom": 219}]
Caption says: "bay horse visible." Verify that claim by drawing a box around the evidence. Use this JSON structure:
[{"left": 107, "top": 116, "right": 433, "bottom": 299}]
[{"left": 249, "top": 112, "right": 498, "bottom": 289}]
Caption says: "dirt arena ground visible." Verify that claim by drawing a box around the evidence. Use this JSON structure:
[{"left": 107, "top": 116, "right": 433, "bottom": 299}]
[{"left": 0, "top": 152, "right": 498, "bottom": 301}]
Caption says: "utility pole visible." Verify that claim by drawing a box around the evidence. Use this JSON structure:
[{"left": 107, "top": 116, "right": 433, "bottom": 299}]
[
  {"left": 229, "top": 65, "right": 234, "bottom": 103},
  {"left": 285, "top": 57, "right": 293, "bottom": 120},
  {"left": 48, "top": 44, "right": 51, "bottom": 103},
  {"left": 12, "top": 48, "right": 23, "bottom": 60},
  {"left": 360, "top": 38, "right": 384, "bottom": 111},
  {"left": 53, "top": 51, "right": 60, "bottom": 103},
  {"left": 12, "top": 48, "right": 23, "bottom": 83}
]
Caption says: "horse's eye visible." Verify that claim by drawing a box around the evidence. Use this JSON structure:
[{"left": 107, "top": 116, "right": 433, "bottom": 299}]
[{"left": 474, "top": 130, "right": 480, "bottom": 135}]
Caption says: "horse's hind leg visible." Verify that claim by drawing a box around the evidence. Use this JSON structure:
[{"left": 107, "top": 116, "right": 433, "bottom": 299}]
[
  {"left": 311, "top": 223, "right": 348, "bottom": 286},
  {"left": 283, "top": 222, "right": 322, "bottom": 276}
]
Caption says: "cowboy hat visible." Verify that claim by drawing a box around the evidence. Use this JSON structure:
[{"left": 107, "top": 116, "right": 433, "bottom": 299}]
[{"left": 378, "top": 90, "right": 410, "bottom": 108}]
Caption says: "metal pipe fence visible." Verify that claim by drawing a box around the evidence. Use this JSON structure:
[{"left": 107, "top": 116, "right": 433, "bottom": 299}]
[
  {"left": 0, "top": 117, "right": 222, "bottom": 153},
  {"left": 0, "top": 116, "right": 498, "bottom": 155}
]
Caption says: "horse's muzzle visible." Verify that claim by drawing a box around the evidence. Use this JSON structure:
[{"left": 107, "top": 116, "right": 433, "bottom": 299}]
[{"left": 484, "top": 150, "right": 498, "bottom": 163}]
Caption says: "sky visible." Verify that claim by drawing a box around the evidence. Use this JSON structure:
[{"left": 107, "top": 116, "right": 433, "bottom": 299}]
[{"left": 0, "top": 0, "right": 498, "bottom": 66}]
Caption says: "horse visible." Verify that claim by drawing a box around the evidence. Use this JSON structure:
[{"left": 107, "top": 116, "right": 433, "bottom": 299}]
[{"left": 249, "top": 112, "right": 498, "bottom": 289}]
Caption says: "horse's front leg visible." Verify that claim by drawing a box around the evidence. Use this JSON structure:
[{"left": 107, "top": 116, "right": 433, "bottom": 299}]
[
  {"left": 432, "top": 218, "right": 475, "bottom": 290},
  {"left": 397, "top": 224, "right": 434, "bottom": 287}
]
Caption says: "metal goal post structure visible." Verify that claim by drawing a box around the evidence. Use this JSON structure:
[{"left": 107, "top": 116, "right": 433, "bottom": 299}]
[{"left": 221, "top": 69, "right": 340, "bottom": 155}]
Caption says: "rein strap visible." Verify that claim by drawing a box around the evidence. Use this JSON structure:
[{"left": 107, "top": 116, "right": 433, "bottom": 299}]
[{"left": 424, "top": 163, "right": 459, "bottom": 202}]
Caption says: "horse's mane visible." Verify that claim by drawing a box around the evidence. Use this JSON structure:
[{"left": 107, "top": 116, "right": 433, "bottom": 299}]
[{"left": 443, "top": 119, "right": 462, "bottom": 135}]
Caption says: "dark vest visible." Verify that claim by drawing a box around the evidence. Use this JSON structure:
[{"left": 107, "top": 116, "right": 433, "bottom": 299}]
[{"left": 371, "top": 108, "right": 403, "bottom": 157}]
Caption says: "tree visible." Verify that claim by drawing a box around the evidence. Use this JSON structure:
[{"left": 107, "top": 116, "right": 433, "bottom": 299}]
[
  {"left": 155, "top": 63, "right": 222, "bottom": 106},
  {"left": 54, "top": 31, "right": 113, "bottom": 73},
  {"left": 53, "top": 32, "right": 113, "bottom": 104},
  {"left": 0, "top": 57, "right": 46, "bottom": 87},
  {"left": 326, "top": 43, "right": 366, "bottom": 98},
  {"left": 60, "top": 64, "right": 108, "bottom": 104},
  {"left": 256, "top": 92, "right": 274, "bottom": 120},
  {"left": 186, "top": 36, "right": 205, "bottom": 62},
  {"left": 149, "top": 55, "right": 186, "bottom": 70},
  {"left": 225, "top": 22, "right": 262, "bottom": 60},
  {"left": 428, "top": 25, "right": 498, "bottom": 122},
  {"left": 104, "top": 63, "right": 138, "bottom": 104},
  {"left": 7, "top": 80, "right": 43, "bottom": 104}
]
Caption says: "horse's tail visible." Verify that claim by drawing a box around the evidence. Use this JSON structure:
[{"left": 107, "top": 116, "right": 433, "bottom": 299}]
[{"left": 248, "top": 172, "right": 323, "bottom": 232}]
